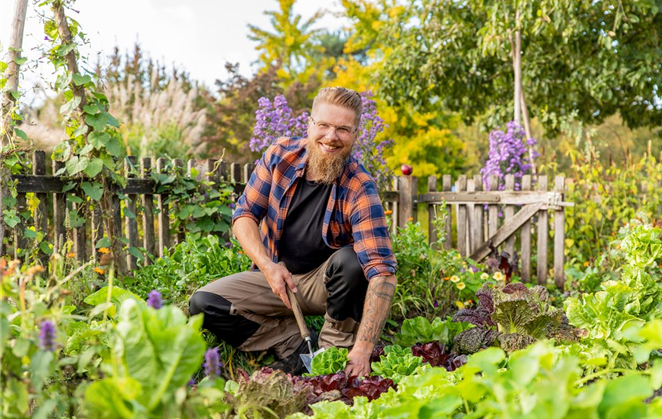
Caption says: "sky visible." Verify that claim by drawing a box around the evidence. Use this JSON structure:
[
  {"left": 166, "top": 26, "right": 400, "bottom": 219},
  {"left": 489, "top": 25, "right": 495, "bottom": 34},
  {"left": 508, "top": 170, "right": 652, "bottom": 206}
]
[{"left": 0, "top": 0, "right": 348, "bottom": 104}]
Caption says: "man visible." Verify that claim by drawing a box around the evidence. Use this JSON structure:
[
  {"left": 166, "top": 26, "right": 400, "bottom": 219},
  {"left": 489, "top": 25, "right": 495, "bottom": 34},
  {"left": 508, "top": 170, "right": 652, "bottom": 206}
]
[{"left": 189, "top": 87, "right": 397, "bottom": 377}]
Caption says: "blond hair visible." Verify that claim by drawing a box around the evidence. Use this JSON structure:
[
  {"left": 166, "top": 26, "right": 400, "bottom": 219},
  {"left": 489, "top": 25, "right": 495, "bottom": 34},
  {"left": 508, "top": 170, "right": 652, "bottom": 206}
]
[{"left": 311, "top": 87, "right": 362, "bottom": 127}]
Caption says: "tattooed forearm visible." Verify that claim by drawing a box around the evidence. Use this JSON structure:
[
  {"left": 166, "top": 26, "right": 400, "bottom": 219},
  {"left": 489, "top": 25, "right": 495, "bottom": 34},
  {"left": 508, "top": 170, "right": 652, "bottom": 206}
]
[{"left": 356, "top": 275, "right": 397, "bottom": 346}]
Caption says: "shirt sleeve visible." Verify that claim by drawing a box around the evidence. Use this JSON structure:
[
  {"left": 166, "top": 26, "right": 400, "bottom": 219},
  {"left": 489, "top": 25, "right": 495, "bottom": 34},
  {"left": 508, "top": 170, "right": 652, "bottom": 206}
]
[
  {"left": 349, "top": 180, "right": 398, "bottom": 280},
  {"left": 232, "top": 145, "right": 274, "bottom": 225}
]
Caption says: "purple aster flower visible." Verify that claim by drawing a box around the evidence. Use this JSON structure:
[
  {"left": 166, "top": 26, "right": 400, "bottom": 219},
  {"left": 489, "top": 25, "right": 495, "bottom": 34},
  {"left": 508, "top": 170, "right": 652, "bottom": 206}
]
[
  {"left": 204, "top": 347, "right": 222, "bottom": 378},
  {"left": 228, "top": 203, "right": 235, "bottom": 210},
  {"left": 146, "top": 290, "right": 163, "bottom": 309},
  {"left": 480, "top": 121, "right": 537, "bottom": 193},
  {"left": 187, "top": 378, "right": 196, "bottom": 387},
  {"left": 433, "top": 301, "right": 439, "bottom": 308},
  {"left": 470, "top": 265, "right": 479, "bottom": 273},
  {"left": 38, "top": 320, "right": 56, "bottom": 352}
]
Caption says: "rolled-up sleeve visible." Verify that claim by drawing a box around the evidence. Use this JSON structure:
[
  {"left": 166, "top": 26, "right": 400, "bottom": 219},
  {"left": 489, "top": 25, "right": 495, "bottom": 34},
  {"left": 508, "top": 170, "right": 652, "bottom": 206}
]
[
  {"left": 349, "top": 181, "right": 397, "bottom": 280},
  {"left": 232, "top": 146, "right": 274, "bottom": 225}
]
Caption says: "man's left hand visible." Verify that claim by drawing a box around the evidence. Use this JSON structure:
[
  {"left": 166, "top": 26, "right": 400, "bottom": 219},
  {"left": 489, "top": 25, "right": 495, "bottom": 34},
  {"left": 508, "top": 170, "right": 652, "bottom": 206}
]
[{"left": 345, "top": 344, "right": 372, "bottom": 377}]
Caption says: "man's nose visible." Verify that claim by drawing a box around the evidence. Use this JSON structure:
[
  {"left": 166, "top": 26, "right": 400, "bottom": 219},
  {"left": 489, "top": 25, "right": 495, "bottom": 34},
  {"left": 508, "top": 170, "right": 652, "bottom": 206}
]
[{"left": 324, "top": 127, "right": 340, "bottom": 139}]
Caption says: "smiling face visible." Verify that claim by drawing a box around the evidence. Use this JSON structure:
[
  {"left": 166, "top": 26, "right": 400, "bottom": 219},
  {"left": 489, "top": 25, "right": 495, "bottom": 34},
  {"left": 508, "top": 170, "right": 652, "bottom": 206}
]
[{"left": 306, "top": 102, "right": 359, "bottom": 184}]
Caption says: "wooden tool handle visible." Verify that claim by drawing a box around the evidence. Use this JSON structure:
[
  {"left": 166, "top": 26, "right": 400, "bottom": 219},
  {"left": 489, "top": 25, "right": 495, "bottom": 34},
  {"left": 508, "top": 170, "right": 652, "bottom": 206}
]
[{"left": 279, "top": 262, "right": 310, "bottom": 340}]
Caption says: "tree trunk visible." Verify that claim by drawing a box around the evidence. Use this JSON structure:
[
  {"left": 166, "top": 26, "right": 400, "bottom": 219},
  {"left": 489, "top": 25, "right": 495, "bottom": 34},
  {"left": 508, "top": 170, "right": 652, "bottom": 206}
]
[
  {"left": 520, "top": 90, "right": 537, "bottom": 175},
  {"left": 1, "top": 0, "right": 29, "bottom": 143},
  {"left": 52, "top": 1, "right": 127, "bottom": 275},
  {"left": 512, "top": 28, "right": 522, "bottom": 124}
]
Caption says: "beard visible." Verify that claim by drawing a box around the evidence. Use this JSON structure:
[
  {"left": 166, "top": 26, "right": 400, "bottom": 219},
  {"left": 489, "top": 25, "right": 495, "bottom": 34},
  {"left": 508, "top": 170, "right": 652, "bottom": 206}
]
[{"left": 305, "top": 139, "right": 353, "bottom": 184}]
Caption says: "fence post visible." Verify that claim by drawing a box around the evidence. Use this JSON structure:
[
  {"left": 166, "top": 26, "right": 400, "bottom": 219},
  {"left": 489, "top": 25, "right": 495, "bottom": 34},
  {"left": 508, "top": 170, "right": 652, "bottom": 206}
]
[
  {"left": 554, "top": 176, "right": 566, "bottom": 290},
  {"left": 173, "top": 159, "right": 185, "bottom": 245},
  {"left": 537, "top": 176, "right": 549, "bottom": 285},
  {"left": 33, "top": 151, "right": 49, "bottom": 267},
  {"left": 427, "top": 175, "right": 437, "bottom": 248},
  {"left": 521, "top": 175, "right": 532, "bottom": 282},
  {"left": 397, "top": 175, "right": 416, "bottom": 228}
]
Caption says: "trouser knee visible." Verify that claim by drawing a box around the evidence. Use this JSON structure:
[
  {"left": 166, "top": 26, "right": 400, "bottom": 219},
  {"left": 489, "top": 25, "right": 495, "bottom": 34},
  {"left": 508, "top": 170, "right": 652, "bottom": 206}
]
[
  {"left": 324, "top": 247, "right": 368, "bottom": 322},
  {"left": 188, "top": 290, "right": 260, "bottom": 347}
]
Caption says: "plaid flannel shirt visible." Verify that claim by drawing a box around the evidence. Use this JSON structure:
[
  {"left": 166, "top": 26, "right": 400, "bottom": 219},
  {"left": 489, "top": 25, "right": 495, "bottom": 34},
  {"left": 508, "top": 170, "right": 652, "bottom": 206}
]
[{"left": 232, "top": 137, "right": 397, "bottom": 280}]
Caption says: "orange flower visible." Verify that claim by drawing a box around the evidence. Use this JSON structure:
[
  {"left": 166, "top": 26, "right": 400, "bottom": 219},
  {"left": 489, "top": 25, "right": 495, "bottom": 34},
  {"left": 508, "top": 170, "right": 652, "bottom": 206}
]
[
  {"left": 384, "top": 210, "right": 393, "bottom": 216},
  {"left": 443, "top": 277, "right": 450, "bottom": 281},
  {"left": 93, "top": 267, "right": 106, "bottom": 275},
  {"left": 583, "top": 261, "right": 590, "bottom": 267},
  {"left": 66, "top": 252, "right": 75, "bottom": 258},
  {"left": 98, "top": 247, "right": 110, "bottom": 254},
  {"left": 408, "top": 217, "right": 413, "bottom": 222},
  {"left": 25, "top": 266, "right": 45, "bottom": 276}
]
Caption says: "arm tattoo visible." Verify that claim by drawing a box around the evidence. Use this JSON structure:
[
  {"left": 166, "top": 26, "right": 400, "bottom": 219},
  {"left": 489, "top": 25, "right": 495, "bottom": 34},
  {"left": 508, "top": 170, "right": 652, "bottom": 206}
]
[{"left": 356, "top": 278, "right": 396, "bottom": 345}]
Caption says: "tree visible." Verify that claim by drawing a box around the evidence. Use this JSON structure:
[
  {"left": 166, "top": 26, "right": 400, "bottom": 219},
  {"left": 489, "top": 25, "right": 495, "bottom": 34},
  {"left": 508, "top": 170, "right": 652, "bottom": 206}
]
[
  {"left": 378, "top": 0, "right": 662, "bottom": 136},
  {"left": 247, "top": 0, "right": 325, "bottom": 84}
]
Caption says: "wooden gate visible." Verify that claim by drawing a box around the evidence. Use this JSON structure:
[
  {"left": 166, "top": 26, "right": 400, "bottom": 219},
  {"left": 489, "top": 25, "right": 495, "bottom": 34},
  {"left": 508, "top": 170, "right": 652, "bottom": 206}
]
[{"left": 384, "top": 173, "right": 573, "bottom": 289}]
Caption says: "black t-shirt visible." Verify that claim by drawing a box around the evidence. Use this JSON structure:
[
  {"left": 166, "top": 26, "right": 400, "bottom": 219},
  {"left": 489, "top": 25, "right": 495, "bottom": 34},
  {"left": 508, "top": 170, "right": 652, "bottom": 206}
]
[{"left": 278, "top": 177, "right": 337, "bottom": 274}]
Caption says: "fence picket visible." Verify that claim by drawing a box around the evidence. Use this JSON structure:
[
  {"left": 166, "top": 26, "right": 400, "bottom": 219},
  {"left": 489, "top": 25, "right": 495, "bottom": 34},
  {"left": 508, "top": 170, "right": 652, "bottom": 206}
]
[
  {"left": 125, "top": 156, "right": 139, "bottom": 270},
  {"left": 173, "top": 159, "right": 185, "bottom": 245},
  {"left": 456, "top": 175, "right": 467, "bottom": 256},
  {"left": 428, "top": 176, "right": 438, "bottom": 248},
  {"left": 537, "top": 176, "right": 549, "bottom": 285},
  {"left": 504, "top": 175, "right": 515, "bottom": 257},
  {"left": 33, "top": 151, "right": 48, "bottom": 266},
  {"left": 521, "top": 175, "right": 532, "bottom": 282},
  {"left": 141, "top": 157, "right": 155, "bottom": 264},
  {"left": 488, "top": 175, "right": 499, "bottom": 240},
  {"left": 156, "top": 158, "right": 170, "bottom": 257},
  {"left": 554, "top": 176, "right": 566, "bottom": 290},
  {"left": 467, "top": 177, "right": 476, "bottom": 253},
  {"left": 52, "top": 160, "right": 66, "bottom": 256},
  {"left": 442, "top": 175, "right": 452, "bottom": 250}
]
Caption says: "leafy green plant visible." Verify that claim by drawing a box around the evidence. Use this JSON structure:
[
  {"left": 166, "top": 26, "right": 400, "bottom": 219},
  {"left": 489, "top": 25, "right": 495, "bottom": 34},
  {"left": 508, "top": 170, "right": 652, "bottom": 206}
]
[
  {"left": 307, "top": 347, "right": 348, "bottom": 377},
  {"left": 453, "top": 283, "right": 580, "bottom": 354},
  {"left": 394, "top": 316, "right": 472, "bottom": 348},
  {"left": 84, "top": 298, "right": 223, "bottom": 418},
  {"left": 370, "top": 345, "right": 427, "bottom": 383},
  {"left": 128, "top": 234, "right": 251, "bottom": 309}
]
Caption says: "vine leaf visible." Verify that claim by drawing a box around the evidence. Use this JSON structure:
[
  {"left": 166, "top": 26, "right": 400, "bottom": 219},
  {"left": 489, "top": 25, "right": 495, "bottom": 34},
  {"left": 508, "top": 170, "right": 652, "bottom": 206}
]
[
  {"left": 81, "top": 181, "right": 104, "bottom": 201},
  {"left": 66, "top": 155, "right": 89, "bottom": 176},
  {"left": 96, "top": 237, "right": 112, "bottom": 248},
  {"left": 60, "top": 96, "right": 81, "bottom": 114},
  {"left": 85, "top": 113, "right": 108, "bottom": 131},
  {"left": 89, "top": 131, "right": 110, "bottom": 150},
  {"left": 72, "top": 73, "right": 92, "bottom": 86},
  {"left": 85, "top": 158, "right": 104, "bottom": 177}
]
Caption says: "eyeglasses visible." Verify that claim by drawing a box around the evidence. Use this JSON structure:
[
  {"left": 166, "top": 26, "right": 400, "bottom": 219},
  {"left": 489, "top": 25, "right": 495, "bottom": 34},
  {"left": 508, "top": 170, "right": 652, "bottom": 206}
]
[{"left": 309, "top": 117, "right": 357, "bottom": 140}]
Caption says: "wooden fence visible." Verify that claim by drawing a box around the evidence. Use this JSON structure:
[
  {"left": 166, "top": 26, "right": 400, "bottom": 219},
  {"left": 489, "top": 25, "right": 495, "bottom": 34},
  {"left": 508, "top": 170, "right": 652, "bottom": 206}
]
[{"left": 1, "top": 151, "right": 572, "bottom": 287}]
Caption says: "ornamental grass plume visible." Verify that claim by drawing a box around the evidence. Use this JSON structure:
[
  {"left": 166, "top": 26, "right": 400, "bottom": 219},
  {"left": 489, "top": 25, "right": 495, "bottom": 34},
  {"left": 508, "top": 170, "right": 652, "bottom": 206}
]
[
  {"left": 38, "top": 320, "right": 56, "bottom": 352},
  {"left": 146, "top": 290, "right": 163, "bottom": 309},
  {"left": 204, "top": 347, "right": 222, "bottom": 379}
]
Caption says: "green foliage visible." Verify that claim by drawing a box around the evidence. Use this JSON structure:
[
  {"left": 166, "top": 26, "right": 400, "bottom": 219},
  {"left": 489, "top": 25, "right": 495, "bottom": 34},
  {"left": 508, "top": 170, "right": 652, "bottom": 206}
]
[
  {"left": 303, "top": 340, "right": 662, "bottom": 418},
  {"left": 128, "top": 234, "right": 252, "bottom": 309},
  {"left": 370, "top": 345, "right": 428, "bottom": 383},
  {"left": 84, "top": 299, "right": 218, "bottom": 417},
  {"left": 378, "top": 0, "right": 662, "bottom": 134},
  {"left": 307, "top": 347, "right": 348, "bottom": 377},
  {"left": 563, "top": 149, "right": 662, "bottom": 268},
  {"left": 151, "top": 159, "right": 235, "bottom": 236},
  {"left": 394, "top": 316, "right": 472, "bottom": 348}
]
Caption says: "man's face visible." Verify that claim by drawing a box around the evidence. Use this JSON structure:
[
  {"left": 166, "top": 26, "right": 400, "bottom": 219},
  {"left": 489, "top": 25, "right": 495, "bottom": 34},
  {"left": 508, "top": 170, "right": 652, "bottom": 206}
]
[{"left": 306, "top": 103, "right": 358, "bottom": 184}]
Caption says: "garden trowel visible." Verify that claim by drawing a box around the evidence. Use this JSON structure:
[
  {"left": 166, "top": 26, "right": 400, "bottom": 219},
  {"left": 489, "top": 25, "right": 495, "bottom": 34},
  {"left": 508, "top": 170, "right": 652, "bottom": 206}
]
[{"left": 279, "top": 261, "right": 315, "bottom": 373}]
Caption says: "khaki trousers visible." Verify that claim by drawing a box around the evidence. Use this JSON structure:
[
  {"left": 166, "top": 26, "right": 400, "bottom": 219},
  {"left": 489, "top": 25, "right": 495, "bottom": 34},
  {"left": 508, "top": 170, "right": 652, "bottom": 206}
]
[{"left": 189, "top": 247, "right": 366, "bottom": 359}]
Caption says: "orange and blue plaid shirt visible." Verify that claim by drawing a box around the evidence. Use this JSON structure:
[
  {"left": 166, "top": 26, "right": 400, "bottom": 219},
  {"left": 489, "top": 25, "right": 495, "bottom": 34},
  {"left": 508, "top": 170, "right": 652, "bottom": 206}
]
[{"left": 232, "top": 137, "right": 397, "bottom": 280}]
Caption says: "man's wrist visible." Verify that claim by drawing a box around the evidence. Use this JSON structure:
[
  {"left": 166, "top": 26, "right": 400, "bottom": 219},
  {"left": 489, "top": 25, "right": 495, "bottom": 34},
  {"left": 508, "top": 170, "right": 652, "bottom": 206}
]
[{"left": 352, "top": 340, "right": 374, "bottom": 356}]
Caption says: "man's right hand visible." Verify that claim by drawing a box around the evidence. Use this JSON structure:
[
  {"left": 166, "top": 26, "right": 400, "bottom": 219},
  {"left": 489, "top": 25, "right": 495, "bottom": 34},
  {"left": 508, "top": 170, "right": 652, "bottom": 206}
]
[{"left": 263, "top": 262, "right": 297, "bottom": 310}]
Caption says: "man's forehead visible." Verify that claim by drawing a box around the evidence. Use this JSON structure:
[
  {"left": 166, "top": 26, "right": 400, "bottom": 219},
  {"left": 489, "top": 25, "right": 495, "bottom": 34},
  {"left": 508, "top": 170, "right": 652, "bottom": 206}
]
[{"left": 312, "top": 103, "right": 357, "bottom": 125}]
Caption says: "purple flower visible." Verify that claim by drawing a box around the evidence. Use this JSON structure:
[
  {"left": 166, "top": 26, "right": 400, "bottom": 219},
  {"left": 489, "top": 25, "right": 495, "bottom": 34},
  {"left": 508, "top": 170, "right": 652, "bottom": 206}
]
[
  {"left": 39, "top": 320, "right": 56, "bottom": 351},
  {"left": 204, "top": 347, "right": 222, "bottom": 378},
  {"left": 433, "top": 301, "right": 439, "bottom": 308},
  {"left": 187, "top": 378, "right": 196, "bottom": 387},
  {"left": 470, "top": 265, "right": 479, "bottom": 273},
  {"left": 146, "top": 290, "right": 163, "bottom": 309},
  {"left": 480, "top": 121, "right": 537, "bottom": 193},
  {"left": 228, "top": 203, "right": 236, "bottom": 210}
]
